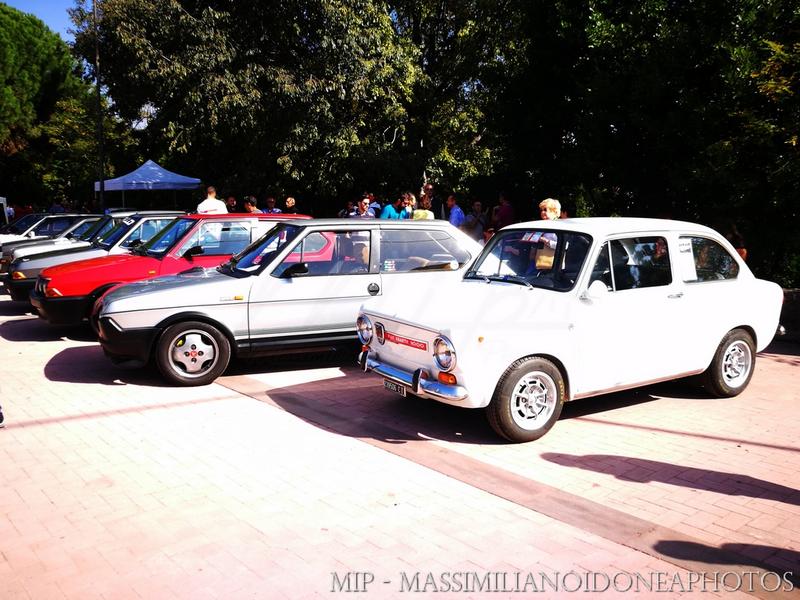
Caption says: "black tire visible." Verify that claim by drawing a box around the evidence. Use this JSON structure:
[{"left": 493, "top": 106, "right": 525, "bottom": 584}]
[
  {"left": 702, "top": 329, "right": 756, "bottom": 397},
  {"left": 486, "top": 356, "right": 565, "bottom": 442},
  {"left": 155, "top": 321, "right": 231, "bottom": 386}
]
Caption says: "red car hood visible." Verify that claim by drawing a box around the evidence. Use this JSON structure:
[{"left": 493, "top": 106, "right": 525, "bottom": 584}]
[{"left": 41, "top": 254, "right": 162, "bottom": 297}]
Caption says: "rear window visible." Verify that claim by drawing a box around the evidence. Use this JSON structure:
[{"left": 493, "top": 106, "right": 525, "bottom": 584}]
[{"left": 379, "top": 229, "right": 472, "bottom": 273}]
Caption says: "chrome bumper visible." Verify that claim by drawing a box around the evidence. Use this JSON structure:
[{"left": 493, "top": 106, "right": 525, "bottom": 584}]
[{"left": 358, "top": 350, "right": 468, "bottom": 401}]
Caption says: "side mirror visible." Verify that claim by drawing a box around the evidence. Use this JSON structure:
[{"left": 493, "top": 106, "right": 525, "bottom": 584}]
[
  {"left": 580, "top": 279, "right": 609, "bottom": 302},
  {"left": 281, "top": 262, "right": 309, "bottom": 278},
  {"left": 182, "top": 245, "right": 204, "bottom": 260}
]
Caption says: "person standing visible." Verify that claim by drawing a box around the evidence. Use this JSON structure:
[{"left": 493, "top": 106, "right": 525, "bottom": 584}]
[
  {"left": 225, "top": 195, "right": 238, "bottom": 212},
  {"left": 284, "top": 196, "right": 298, "bottom": 214},
  {"left": 447, "top": 194, "right": 465, "bottom": 228},
  {"left": 350, "top": 198, "right": 376, "bottom": 218},
  {"left": 380, "top": 196, "right": 406, "bottom": 219},
  {"left": 538, "top": 197, "right": 561, "bottom": 221},
  {"left": 338, "top": 200, "right": 355, "bottom": 218},
  {"left": 243, "top": 197, "right": 263, "bottom": 213},
  {"left": 421, "top": 182, "right": 445, "bottom": 220},
  {"left": 263, "top": 196, "right": 282, "bottom": 214},
  {"left": 463, "top": 199, "right": 487, "bottom": 241},
  {"left": 197, "top": 186, "right": 228, "bottom": 214},
  {"left": 491, "top": 192, "right": 515, "bottom": 230}
]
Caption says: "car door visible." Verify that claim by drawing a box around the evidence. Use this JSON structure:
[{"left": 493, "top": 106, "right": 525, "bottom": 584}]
[
  {"left": 573, "top": 234, "right": 688, "bottom": 395},
  {"left": 670, "top": 234, "right": 744, "bottom": 370},
  {"left": 247, "top": 227, "right": 382, "bottom": 341}
]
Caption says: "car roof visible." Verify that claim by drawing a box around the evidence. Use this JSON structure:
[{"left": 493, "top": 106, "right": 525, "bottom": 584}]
[
  {"left": 281, "top": 218, "right": 460, "bottom": 228},
  {"left": 179, "top": 212, "right": 311, "bottom": 221},
  {"left": 504, "top": 217, "right": 719, "bottom": 238}
]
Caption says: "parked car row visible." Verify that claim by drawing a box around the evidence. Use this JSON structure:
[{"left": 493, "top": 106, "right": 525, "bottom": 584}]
[{"left": 2, "top": 214, "right": 783, "bottom": 442}]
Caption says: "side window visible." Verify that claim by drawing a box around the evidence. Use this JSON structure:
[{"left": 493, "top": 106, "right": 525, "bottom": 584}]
[
  {"left": 122, "top": 218, "right": 173, "bottom": 248},
  {"left": 273, "top": 231, "right": 369, "bottom": 277},
  {"left": 592, "top": 237, "right": 672, "bottom": 291},
  {"left": 379, "top": 229, "right": 472, "bottom": 272},
  {"left": 176, "top": 221, "right": 252, "bottom": 256},
  {"left": 680, "top": 236, "right": 739, "bottom": 282}
]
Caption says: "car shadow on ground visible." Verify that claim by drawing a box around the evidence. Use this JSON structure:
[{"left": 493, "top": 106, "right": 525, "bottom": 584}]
[
  {"left": 0, "top": 316, "right": 96, "bottom": 342},
  {"left": 0, "top": 298, "right": 37, "bottom": 317},
  {"left": 653, "top": 540, "right": 800, "bottom": 586},
  {"left": 540, "top": 452, "right": 800, "bottom": 506},
  {"left": 222, "top": 362, "right": 504, "bottom": 445},
  {"left": 44, "top": 345, "right": 166, "bottom": 386}
]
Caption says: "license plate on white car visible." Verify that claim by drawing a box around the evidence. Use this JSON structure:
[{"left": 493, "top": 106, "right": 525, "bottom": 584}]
[{"left": 384, "top": 379, "right": 406, "bottom": 397}]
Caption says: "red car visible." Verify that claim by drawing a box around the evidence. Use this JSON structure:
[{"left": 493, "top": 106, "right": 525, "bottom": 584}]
[{"left": 31, "top": 213, "right": 307, "bottom": 325}]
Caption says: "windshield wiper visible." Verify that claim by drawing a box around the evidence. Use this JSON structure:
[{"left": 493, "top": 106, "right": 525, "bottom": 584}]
[
  {"left": 487, "top": 274, "right": 533, "bottom": 289},
  {"left": 464, "top": 271, "right": 490, "bottom": 282}
]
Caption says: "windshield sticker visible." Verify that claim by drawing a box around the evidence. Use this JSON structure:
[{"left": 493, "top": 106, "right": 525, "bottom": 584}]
[
  {"left": 384, "top": 331, "right": 427, "bottom": 351},
  {"left": 122, "top": 217, "right": 135, "bottom": 226}
]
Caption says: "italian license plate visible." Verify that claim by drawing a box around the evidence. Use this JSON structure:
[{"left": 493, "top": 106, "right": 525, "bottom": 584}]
[{"left": 383, "top": 379, "right": 406, "bottom": 397}]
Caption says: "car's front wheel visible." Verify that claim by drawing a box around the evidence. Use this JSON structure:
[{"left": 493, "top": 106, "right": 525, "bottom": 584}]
[
  {"left": 486, "top": 356, "right": 565, "bottom": 442},
  {"left": 156, "top": 321, "right": 231, "bottom": 386},
  {"left": 702, "top": 328, "right": 755, "bottom": 397}
]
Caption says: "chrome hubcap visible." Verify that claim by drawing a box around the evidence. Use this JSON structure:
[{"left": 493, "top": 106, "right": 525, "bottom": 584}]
[
  {"left": 722, "top": 340, "right": 751, "bottom": 388},
  {"left": 169, "top": 330, "right": 218, "bottom": 377},
  {"left": 510, "top": 371, "right": 557, "bottom": 431}
]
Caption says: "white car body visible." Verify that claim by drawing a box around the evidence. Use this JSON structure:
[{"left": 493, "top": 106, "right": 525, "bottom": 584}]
[{"left": 358, "top": 218, "right": 783, "bottom": 440}]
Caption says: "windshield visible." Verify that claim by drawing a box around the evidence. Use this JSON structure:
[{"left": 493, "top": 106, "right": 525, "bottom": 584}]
[
  {"left": 93, "top": 217, "right": 122, "bottom": 242},
  {"left": 77, "top": 217, "right": 111, "bottom": 241},
  {"left": 465, "top": 228, "right": 592, "bottom": 291},
  {"left": 98, "top": 216, "right": 139, "bottom": 249},
  {"left": 67, "top": 219, "right": 99, "bottom": 240},
  {"left": 2, "top": 213, "right": 43, "bottom": 234},
  {"left": 228, "top": 223, "right": 303, "bottom": 274},
  {"left": 140, "top": 217, "right": 194, "bottom": 256}
]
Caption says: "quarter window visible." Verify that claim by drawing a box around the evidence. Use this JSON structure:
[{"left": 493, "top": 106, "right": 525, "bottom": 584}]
[
  {"left": 175, "top": 221, "right": 253, "bottom": 256},
  {"left": 679, "top": 236, "right": 738, "bottom": 282},
  {"left": 379, "top": 229, "right": 472, "bottom": 272}
]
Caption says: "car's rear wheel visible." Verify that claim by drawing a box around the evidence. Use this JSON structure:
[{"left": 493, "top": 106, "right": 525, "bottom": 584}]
[
  {"left": 702, "top": 328, "right": 755, "bottom": 397},
  {"left": 156, "top": 321, "right": 231, "bottom": 386},
  {"left": 486, "top": 357, "right": 565, "bottom": 442}
]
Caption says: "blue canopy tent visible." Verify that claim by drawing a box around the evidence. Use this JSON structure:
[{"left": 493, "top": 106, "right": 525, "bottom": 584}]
[{"left": 94, "top": 160, "right": 201, "bottom": 207}]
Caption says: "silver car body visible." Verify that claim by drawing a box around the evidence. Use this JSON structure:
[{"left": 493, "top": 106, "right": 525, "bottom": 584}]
[{"left": 98, "top": 219, "right": 482, "bottom": 356}]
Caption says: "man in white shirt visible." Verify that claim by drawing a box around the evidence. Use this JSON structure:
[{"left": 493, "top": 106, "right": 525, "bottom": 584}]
[{"left": 196, "top": 186, "right": 227, "bottom": 214}]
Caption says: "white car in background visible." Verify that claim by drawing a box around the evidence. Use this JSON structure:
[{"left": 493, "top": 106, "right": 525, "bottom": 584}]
[{"left": 357, "top": 218, "right": 783, "bottom": 442}]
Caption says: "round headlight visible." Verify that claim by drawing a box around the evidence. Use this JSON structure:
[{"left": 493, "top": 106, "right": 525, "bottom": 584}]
[
  {"left": 356, "top": 314, "right": 373, "bottom": 344},
  {"left": 432, "top": 336, "right": 456, "bottom": 372}
]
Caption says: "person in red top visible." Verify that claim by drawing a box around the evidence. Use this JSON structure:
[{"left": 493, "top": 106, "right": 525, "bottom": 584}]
[{"left": 491, "top": 193, "right": 515, "bottom": 230}]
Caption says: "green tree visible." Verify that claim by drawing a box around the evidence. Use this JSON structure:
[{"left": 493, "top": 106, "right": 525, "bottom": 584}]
[{"left": 71, "top": 0, "right": 418, "bottom": 202}]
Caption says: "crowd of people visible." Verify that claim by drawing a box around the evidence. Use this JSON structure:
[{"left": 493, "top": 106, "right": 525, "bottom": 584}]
[
  {"left": 330, "top": 184, "right": 569, "bottom": 246},
  {"left": 196, "top": 187, "right": 301, "bottom": 216}
]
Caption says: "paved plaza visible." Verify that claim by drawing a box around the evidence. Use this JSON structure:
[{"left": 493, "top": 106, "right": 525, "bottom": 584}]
[{"left": 0, "top": 294, "right": 798, "bottom": 599}]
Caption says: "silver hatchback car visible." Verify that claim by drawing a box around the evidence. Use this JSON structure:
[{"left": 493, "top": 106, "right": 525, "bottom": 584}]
[{"left": 96, "top": 219, "right": 482, "bottom": 386}]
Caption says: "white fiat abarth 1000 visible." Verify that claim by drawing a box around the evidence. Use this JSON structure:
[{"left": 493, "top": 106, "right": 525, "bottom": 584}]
[{"left": 357, "top": 218, "right": 783, "bottom": 442}]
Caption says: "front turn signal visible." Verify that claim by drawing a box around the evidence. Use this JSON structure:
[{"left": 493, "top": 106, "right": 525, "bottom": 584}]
[
  {"left": 11, "top": 271, "right": 26, "bottom": 280},
  {"left": 45, "top": 287, "right": 63, "bottom": 297},
  {"left": 437, "top": 372, "right": 458, "bottom": 386}
]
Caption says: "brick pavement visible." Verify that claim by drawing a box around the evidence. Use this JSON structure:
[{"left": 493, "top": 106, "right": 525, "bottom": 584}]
[{"left": 0, "top": 295, "right": 798, "bottom": 599}]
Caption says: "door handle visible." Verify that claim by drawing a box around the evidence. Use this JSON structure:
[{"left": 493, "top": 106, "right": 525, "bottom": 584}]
[
  {"left": 367, "top": 283, "right": 380, "bottom": 296},
  {"left": 667, "top": 292, "right": 684, "bottom": 299}
]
